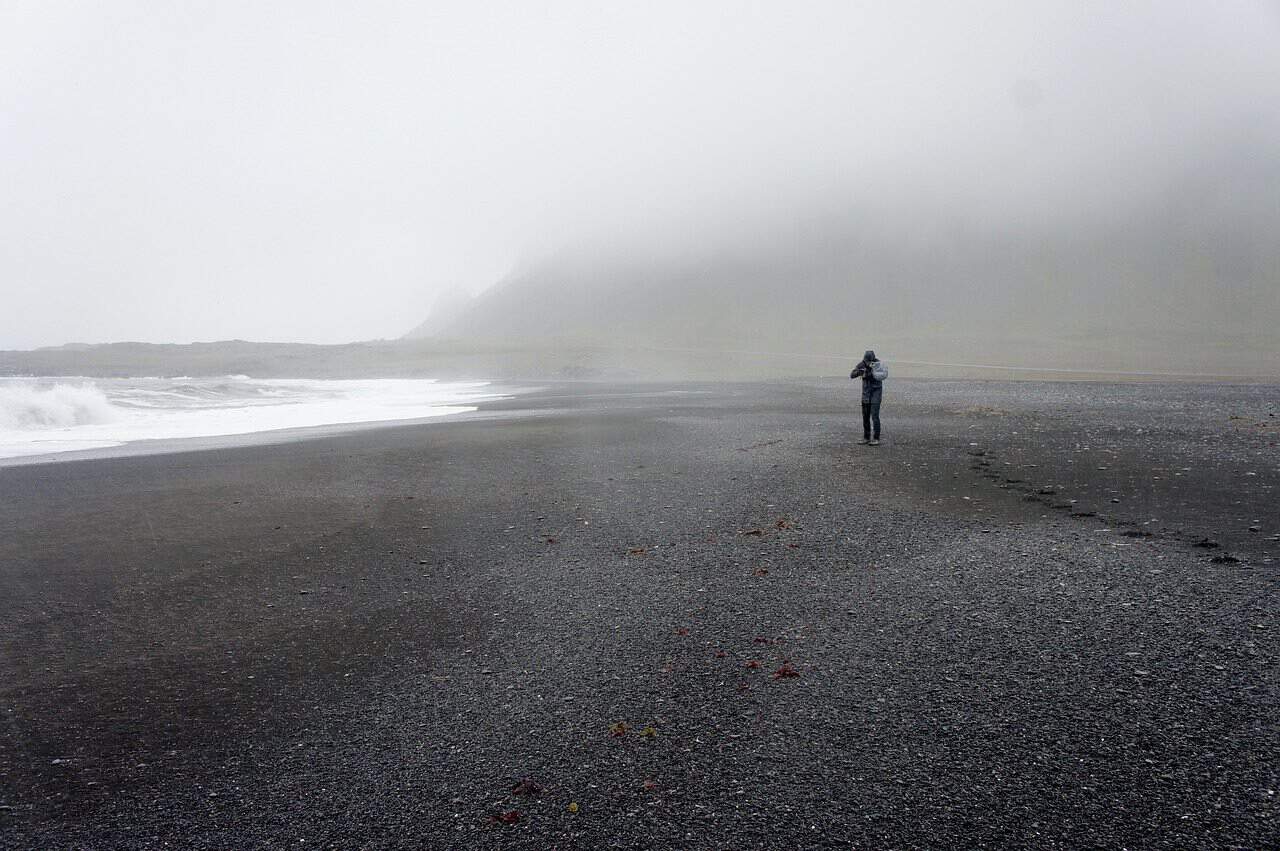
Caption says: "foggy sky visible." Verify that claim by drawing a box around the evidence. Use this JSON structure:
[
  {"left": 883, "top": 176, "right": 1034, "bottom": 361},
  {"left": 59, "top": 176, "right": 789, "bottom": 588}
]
[{"left": 3, "top": 1, "right": 1279, "bottom": 350}]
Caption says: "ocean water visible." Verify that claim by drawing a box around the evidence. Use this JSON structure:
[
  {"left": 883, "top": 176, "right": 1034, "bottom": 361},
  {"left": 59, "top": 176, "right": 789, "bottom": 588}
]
[{"left": 0, "top": 376, "right": 502, "bottom": 460}]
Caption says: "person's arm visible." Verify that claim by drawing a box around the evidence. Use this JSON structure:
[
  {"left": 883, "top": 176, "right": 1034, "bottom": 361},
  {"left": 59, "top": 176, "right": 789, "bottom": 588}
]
[{"left": 850, "top": 362, "right": 867, "bottom": 379}]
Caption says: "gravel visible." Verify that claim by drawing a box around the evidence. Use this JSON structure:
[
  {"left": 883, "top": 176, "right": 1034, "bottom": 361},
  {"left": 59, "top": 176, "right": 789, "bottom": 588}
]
[{"left": 1, "top": 378, "right": 1275, "bottom": 848}]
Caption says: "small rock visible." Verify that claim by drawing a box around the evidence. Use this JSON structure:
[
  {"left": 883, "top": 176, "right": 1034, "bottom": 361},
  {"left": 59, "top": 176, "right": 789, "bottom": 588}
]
[
  {"left": 773, "top": 661, "right": 801, "bottom": 679},
  {"left": 511, "top": 778, "right": 542, "bottom": 796}
]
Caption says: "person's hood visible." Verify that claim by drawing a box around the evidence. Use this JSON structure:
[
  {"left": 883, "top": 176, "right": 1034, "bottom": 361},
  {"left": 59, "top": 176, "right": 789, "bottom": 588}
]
[{"left": 864, "top": 350, "right": 877, "bottom": 362}]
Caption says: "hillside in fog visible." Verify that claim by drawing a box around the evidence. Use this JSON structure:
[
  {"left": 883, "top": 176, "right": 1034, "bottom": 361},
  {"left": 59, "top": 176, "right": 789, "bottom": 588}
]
[{"left": 406, "top": 146, "right": 1280, "bottom": 376}]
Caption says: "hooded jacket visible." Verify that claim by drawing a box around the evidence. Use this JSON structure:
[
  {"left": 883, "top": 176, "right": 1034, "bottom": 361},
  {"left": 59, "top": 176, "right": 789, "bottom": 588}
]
[{"left": 850, "top": 350, "right": 883, "bottom": 404}]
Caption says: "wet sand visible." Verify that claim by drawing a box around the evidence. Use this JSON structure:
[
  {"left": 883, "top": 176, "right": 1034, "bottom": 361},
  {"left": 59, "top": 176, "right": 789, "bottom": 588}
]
[{"left": 1, "top": 379, "right": 1276, "bottom": 848}]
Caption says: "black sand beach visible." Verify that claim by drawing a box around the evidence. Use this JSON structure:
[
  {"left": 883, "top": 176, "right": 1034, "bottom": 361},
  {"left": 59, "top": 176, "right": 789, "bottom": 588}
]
[{"left": 1, "top": 379, "right": 1276, "bottom": 848}]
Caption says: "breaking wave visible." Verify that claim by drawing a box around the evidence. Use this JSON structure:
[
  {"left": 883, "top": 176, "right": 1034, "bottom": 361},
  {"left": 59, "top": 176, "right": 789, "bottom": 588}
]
[
  {"left": 0, "top": 383, "right": 119, "bottom": 429},
  {"left": 0, "top": 376, "right": 504, "bottom": 461}
]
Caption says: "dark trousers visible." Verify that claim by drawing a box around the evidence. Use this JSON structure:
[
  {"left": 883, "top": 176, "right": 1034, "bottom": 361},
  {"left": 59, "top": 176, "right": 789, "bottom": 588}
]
[{"left": 861, "top": 402, "right": 881, "bottom": 439}]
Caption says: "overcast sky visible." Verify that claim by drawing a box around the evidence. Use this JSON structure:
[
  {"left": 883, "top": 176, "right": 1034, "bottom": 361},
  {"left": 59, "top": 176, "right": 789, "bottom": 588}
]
[{"left": 3, "top": 1, "right": 1278, "bottom": 349}]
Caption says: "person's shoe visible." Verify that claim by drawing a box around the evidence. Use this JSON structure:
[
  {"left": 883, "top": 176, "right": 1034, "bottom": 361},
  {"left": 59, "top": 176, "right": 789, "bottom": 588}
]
[
  {"left": 869, "top": 438, "right": 881, "bottom": 446},
  {"left": 858, "top": 438, "right": 870, "bottom": 445}
]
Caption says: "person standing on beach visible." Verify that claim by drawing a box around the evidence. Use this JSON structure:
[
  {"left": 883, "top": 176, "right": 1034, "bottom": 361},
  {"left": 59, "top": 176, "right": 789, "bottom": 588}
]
[{"left": 850, "top": 350, "right": 886, "bottom": 445}]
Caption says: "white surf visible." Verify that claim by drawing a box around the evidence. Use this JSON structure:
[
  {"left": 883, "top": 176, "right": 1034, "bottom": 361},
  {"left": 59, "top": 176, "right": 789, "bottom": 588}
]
[{"left": 0, "top": 376, "right": 502, "bottom": 460}]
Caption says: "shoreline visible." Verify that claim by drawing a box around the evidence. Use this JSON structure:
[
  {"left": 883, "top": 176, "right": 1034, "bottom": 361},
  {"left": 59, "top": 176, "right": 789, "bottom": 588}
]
[
  {"left": 0, "top": 379, "right": 531, "bottom": 469},
  {"left": 5, "top": 373, "right": 1277, "bottom": 471},
  {"left": 0, "top": 407, "right": 490, "bottom": 469}
]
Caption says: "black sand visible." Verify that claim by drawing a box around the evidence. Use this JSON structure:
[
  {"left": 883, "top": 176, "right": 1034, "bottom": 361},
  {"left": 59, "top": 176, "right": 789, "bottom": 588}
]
[{"left": 1, "top": 379, "right": 1276, "bottom": 848}]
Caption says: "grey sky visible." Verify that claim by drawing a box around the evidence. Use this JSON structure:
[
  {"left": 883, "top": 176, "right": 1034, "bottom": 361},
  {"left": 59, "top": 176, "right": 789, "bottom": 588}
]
[{"left": 3, "top": 1, "right": 1278, "bottom": 349}]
